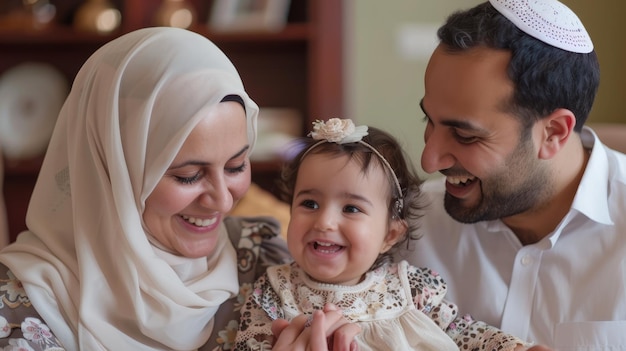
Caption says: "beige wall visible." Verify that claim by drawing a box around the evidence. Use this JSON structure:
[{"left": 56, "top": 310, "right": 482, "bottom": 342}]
[
  {"left": 345, "top": 0, "right": 626, "bottom": 178},
  {"left": 568, "top": 1, "right": 626, "bottom": 124}
]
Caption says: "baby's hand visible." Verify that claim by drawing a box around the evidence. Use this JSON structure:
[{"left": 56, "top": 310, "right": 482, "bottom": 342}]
[
  {"left": 322, "top": 304, "right": 361, "bottom": 350},
  {"left": 271, "top": 304, "right": 360, "bottom": 351}
]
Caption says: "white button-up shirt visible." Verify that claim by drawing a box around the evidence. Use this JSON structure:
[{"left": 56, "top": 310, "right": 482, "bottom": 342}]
[{"left": 398, "top": 127, "right": 626, "bottom": 349}]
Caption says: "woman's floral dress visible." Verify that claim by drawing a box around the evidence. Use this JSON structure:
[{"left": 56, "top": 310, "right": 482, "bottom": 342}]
[{"left": 0, "top": 216, "right": 290, "bottom": 351}]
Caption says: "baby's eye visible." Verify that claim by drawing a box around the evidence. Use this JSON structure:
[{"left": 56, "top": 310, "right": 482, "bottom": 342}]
[
  {"left": 301, "top": 199, "right": 319, "bottom": 209},
  {"left": 343, "top": 205, "right": 361, "bottom": 214},
  {"left": 175, "top": 172, "right": 202, "bottom": 184}
]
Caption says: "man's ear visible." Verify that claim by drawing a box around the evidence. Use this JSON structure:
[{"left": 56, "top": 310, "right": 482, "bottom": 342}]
[
  {"left": 538, "top": 108, "right": 576, "bottom": 160},
  {"left": 381, "top": 219, "right": 408, "bottom": 253}
]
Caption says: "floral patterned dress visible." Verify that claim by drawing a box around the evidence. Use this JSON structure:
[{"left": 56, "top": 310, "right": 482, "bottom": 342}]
[
  {"left": 0, "top": 216, "right": 290, "bottom": 351},
  {"left": 236, "top": 260, "right": 525, "bottom": 351}
]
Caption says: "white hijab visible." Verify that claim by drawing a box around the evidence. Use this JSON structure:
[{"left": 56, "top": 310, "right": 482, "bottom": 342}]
[{"left": 0, "top": 27, "right": 258, "bottom": 350}]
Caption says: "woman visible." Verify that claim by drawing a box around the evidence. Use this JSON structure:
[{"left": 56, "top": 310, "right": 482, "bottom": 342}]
[{"left": 0, "top": 27, "right": 356, "bottom": 351}]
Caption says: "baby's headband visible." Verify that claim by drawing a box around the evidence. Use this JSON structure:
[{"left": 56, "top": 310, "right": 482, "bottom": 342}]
[
  {"left": 301, "top": 118, "right": 404, "bottom": 209},
  {"left": 488, "top": 0, "right": 593, "bottom": 53}
]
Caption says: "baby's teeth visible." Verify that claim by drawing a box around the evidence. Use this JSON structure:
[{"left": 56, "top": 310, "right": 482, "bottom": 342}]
[{"left": 316, "top": 241, "right": 332, "bottom": 246}]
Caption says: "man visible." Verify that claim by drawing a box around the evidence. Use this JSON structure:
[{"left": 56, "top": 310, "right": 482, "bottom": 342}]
[{"left": 399, "top": 0, "right": 626, "bottom": 349}]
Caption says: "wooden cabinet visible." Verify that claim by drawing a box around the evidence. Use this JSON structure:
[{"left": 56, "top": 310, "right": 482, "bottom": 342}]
[{"left": 0, "top": 0, "right": 343, "bottom": 241}]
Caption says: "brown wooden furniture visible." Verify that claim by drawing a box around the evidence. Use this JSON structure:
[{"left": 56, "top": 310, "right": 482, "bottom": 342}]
[{"left": 1, "top": 0, "right": 343, "bottom": 242}]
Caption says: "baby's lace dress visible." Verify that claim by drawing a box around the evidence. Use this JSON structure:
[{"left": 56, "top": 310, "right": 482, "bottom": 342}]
[{"left": 236, "top": 260, "right": 523, "bottom": 351}]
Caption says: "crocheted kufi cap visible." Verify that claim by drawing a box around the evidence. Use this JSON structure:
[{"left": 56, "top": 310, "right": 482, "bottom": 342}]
[{"left": 488, "top": 0, "right": 593, "bottom": 53}]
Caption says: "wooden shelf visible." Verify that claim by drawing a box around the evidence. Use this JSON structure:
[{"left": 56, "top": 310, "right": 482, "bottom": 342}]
[
  {"left": 0, "top": 23, "right": 310, "bottom": 45},
  {"left": 195, "top": 23, "right": 309, "bottom": 43},
  {"left": 0, "top": 0, "right": 343, "bottom": 242},
  {"left": 0, "top": 29, "right": 116, "bottom": 45}
]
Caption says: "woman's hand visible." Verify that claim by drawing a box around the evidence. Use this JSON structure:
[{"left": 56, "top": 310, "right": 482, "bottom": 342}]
[{"left": 271, "top": 304, "right": 361, "bottom": 351}]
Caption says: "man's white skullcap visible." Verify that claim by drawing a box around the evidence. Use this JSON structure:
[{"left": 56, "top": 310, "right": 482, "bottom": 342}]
[{"left": 489, "top": 0, "right": 593, "bottom": 53}]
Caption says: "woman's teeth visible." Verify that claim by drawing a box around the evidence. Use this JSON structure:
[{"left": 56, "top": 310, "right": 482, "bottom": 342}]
[
  {"left": 181, "top": 215, "right": 217, "bottom": 227},
  {"left": 447, "top": 176, "right": 476, "bottom": 185}
]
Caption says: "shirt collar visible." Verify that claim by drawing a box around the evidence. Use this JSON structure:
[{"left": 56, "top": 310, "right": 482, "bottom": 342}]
[
  {"left": 571, "top": 126, "right": 613, "bottom": 226},
  {"left": 484, "top": 126, "right": 613, "bottom": 246},
  {"left": 543, "top": 126, "right": 613, "bottom": 247}
]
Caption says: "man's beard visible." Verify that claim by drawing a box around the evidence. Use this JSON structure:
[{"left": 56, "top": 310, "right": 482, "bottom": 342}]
[{"left": 444, "top": 140, "right": 553, "bottom": 223}]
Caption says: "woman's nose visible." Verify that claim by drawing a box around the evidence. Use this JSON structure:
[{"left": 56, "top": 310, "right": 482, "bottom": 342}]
[
  {"left": 199, "top": 176, "right": 233, "bottom": 213},
  {"left": 421, "top": 127, "right": 456, "bottom": 174}
]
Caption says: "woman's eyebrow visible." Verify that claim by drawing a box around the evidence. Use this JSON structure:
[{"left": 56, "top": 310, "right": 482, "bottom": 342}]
[
  {"left": 230, "top": 145, "right": 250, "bottom": 160},
  {"left": 170, "top": 145, "right": 250, "bottom": 169}
]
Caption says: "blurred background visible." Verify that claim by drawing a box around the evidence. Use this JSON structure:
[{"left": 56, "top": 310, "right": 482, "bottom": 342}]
[
  {"left": 346, "top": 0, "right": 626, "bottom": 178},
  {"left": 1, "top": 0, "right": 624, "bottom": 243}
]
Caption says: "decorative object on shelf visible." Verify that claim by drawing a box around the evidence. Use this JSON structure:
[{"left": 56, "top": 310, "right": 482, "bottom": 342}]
[
  {"left": 0, "top": 0, "right": 343, "bottom": 243},
  {"left": 153, "top": 0, "right": 197, "bottom": 29},
  {"left": 0, "top": 62, "right": 68, "bottom": 160},
  {"left": 0, "top": 0, "right": 56, "bottom": 31},
  {"left": 209, "top": 0, "right": 291, "bottom": 32},
  {"left": 251, "top": 107, "right": 301, "bottom": 161},
  {"left": 73, "top": 0, "right": 121, "bottom": 35}
]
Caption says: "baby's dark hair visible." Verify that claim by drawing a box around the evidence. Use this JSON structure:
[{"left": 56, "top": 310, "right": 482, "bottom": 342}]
[{"left": 278, "top": 125, "right": 424, "bottom": 268}]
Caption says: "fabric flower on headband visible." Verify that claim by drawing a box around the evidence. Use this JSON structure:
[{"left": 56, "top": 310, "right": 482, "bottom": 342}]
[
  {"left": 303, "top": 118, "right": 404, "bottom": 209},
  {"left": 309, "top": 118, "right": 368, "bottom": 144}
]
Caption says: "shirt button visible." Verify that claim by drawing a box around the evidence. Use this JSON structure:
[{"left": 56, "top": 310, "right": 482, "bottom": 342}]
[{"left": 521, "top": 255, "right": 533, "bottom": 266}]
